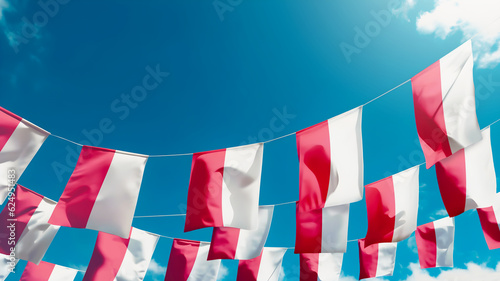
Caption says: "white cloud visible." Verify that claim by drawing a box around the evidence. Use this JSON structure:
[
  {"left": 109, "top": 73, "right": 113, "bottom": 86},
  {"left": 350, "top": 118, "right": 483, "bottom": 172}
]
[
  {"left": 415, "top": 0, "right": 500, "bottom": 68},
  {"left": 393, "top": 0, "right": 417, "bottom": 21},
  {"left": 339, "top": 275, "right": 359, "bottom": 281},
  {"left": 406, "top": 234, "right": 418, "bottom": 254},
  {"left": 217, "top": 263, "right": 229, "bottom": 281},
  {"left": 0, "top": 0, "right": 8, "bottom": 20},
  {"left": 148, "top": 259, "right": 167, "bottom": 275},
  {"left": 430, "top": 208, "right": 448, "bottom": 220},
  {"left": 403, "top": 262, "right": 500, "bottom": 281}
]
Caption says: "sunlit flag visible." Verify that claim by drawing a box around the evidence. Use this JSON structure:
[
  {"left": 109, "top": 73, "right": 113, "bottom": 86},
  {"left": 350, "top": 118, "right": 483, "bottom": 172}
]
[
  {"left": 358, "top": 239, "right": 397, "bottom": 280},
  {"left": 236, "top": 247, "right": 287, "bottom": 281},
  {"left": 20, "top": 261, "right": 79, "bottom": 281},
  {"left": 300, "top": 252, "right": 343, "bottom": 281},
  {"left": 477, "top": 192, "right": 500, "bottom": 250},
  {"left": 415, "top": 217, "right": 455, "bottom": 268}
]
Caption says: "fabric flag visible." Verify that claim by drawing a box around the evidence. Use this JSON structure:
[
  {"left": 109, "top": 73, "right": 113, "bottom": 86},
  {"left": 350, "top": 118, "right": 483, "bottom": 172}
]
[
  {"left": 364, "top": 166, "right": 419, "bottom": 246},
  {"left": 83, "top": 227, "right": 158, "bottom": 281},
  {"left": 415, "top": 217, "right": 455, "bottom": 269},
  {"left": 477, "top": 192, "right": 500, "bottom": 250},
  {"left": 49, "top": 145, "right": 148, "bottom": 238},
  {"left": 296, "top": 107, "right": 363, "bottom": 212},
  {"left": 165, "top": 239, "right": 221, "bottom": 281},
  {"left": 435, "top": 128, "right": 496, "bottom": 217},
  {"left": 0, "top": 106, "right": 49, "bottom": 204},
  {"left": 299, "top": 253, "right": 343, "bottom": 281},
  {"left": 185, "top": 143, "right": 263, "bottom": 232},
  {"left": 20, "top": 261, "right": 78, "bottom": 281},
  {"left": 358, "top": 239, "right": 397, "bottom": 280},
  {"left": 411, "top": 40, "right": 481, "bottom": 168},
  {"left": 295, "top": 203, "right": 349, "bottom": 253},
  {"left": 0, "top": 185, "right": 59, "bottom": 264},
  {"left": 0, "top": 253, "right": 17, "bottom": 281},
  {"left": 236, "top": 247, "right": 287, "bottom": 281},
  {"left": 208, "top": 205, "right": 274, "bottom": 260}
]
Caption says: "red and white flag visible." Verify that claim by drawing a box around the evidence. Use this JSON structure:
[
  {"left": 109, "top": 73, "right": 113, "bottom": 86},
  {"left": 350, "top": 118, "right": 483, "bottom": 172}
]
[
  {"left": 411, "top": 40, "right": 481, "bottom": 168},
  {"left": 49, "top": 146, "right": 148, "bottom": 238},
  {"left": 364, "top": 166, "right": 419, "bottom": 246},
  {"left": 296, "top": 107, "right": 363, "bottom": 212},
  {"left": 477, "top": 192, "right": 500, "bottom": 250},
  {"left": 295, "top": 203, "right": 349, "bottom": 253},
  {"left": 415, "top": 217, "right": 455, "bottom": 268},
  {"left": 185, "top": 143, "right": 263, "bottom": 232},
  {"left": 208, "top": 205, "right": 274, "bottom": 260},
  {"left": 165, "top": 239, "right": 221, "bottom": 281},
  {"left": 435, "top": 128, "right": 496, "bottom": 217},
  {"left": 0, "top": 185, "right": 59, "bottom": 264},
  {"left": 0, "top": 253, "right": 17, "bottom": 280},
  {"left": 0, "top": 107, "right": 49, "bottom": 204},
  {"left": 358, "top": 239, "right": 397, "bottom": 280},
  {"left": 83, "top": 227, "right": 158, "bottom": 281},
  {"left": 299, "top": 253, "right": 343, "bottom": 281},
  {"left": 236, "top": 247, "right": 287, "bottom": 281},
  {"left": 20, "top": 261, "right": 79, "bottom": 281}
]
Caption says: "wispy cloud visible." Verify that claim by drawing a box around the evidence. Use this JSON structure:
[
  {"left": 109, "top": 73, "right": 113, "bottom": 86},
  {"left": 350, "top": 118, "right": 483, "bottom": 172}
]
[
  {"left": 217, "top": 263, "right": 229, "bottom": 281},
  {"left": 402, "top": 262, "right": 500, "bottom": 280},
  {"left": 415, "top": 0, "right": 500, "bottom": 68},
  {"left": 406, "top": 234, "right": 418, "bottom": 254},
  {"left": 392, "top": 0, "right": 417, "bottom": 21},
  {"left": 430, "top": 208, "right": 448, "bottom": 220},
  {"left": 148, "top": 259, "right": 167, "bottom": 275}
]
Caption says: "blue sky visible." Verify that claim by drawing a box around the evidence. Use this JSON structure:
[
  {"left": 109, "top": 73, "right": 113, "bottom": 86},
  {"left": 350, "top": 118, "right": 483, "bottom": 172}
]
[{"left": 1, "top": 0, "right": 500, "bottom": 280}]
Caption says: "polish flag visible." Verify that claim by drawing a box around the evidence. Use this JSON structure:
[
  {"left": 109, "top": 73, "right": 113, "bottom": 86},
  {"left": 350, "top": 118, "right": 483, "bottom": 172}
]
[
  {"left": 165, "top": 239, "right": 221, "bottom": 281},
  {"left": 185, "top": 143, "right": 263, "bottom": 232},
  {"left": 411, "top": 40, "right": 481, "bottom": 168},
  {"left": 0, "top": 106, "right": 49, "bottom": 204},
  {"left": 364, "top": 166, "right": 419, "bottom": 246},
  {"left": 477, "top": 192, "right": 500, "bottom": 250},
  {"left": 295, "top": 203, "right": 349, "bottom": 253},
  {"left": 296, "top": 107, "right": 363, "bottom": 212},
  {"left": 0, "top": 254, "right": 17, "bottom": 281},
  {"left": 236, "top": 247, "right": 287, "bottom": 281},
  {"left": 49, "top": 146, "right": 148, "bottom": 238},
  {"left": 358, "top": 239, "right": 397, "bottom": 280},
  {"left": 435, "top": 128, "right": 496, "bottom": 217},
  {"left": 83, "top": 227, "right": 158, "bottom": 281},
  {"left": 415, "top": 217, "right": 455, "bottom": 269},
  {"left": 0, "top": 185, "right": 59, "bottom": 264},
  {"left": 20, "top": 261, "right": 79, "bottom": 281},
  {"left": 208, "top": 205, "right": 274, "bottom": 260},
  {"left": 299, "top": 253, "right": 343, "bottom": 281}
]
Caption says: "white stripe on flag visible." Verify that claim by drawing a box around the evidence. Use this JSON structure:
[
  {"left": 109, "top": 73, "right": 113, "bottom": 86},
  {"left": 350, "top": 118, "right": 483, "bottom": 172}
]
[
  {"left": 318, "top": 253, "right": 343, "bottom": 281},
  {"left": 47, "top": 265, "right": 79, "bottom": 281},
  {"left": 221, "top": 143, "right": 263, "bottom": 229},
  {"left": 322, "top": 204, "right": 349, "bottom": 253},
  {"left": 434, "top": 217, "right": 455, "bottom": 268},
  {"left": 16, "top": 197, "right": 59, "bottom": 264},
  {"left": 0, "top": 120, "right": 48, "bottom": 204},
  {"left": 375, "top": 243, "right": 397, "bottom": 277},
  {"left": 187, "top": 242, "right": 220, "bottom": 281},
  {"left": 464, "top": 128, "right": 496, "bottom": 210},
  {"left": 0, "top": 254, "right": 16, "bottom": 280},
  {"left": 440, "top": 40, "right": 481, "bottom": 153},
  {"left": 392, "top": 166, "right": 419, "bottom": 242},
  {"left": 256, "top": 248, "right": 287, "bottom": 281},
  {"left": 86, "top": 151, "right": 148, "bottom": 238},
  {"left": 115, "top": 228, "right": 159, "bottom": 280},
  {"left": 235, "top": 205, "right": 274, "bottom": 260},
  {"left": 325, "top": 107, "right": 363, "bottom": 207}
]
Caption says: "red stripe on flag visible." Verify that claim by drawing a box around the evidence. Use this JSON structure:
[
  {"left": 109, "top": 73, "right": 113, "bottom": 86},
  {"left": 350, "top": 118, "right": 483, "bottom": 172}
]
[
  {"left": 358, "top": 239, "right": 379, "bottom": 280},
  {"left": 208, "top": 227, "right": 240, "bottom": 260},
  {"left": 20, "top": 261, "right": 55, "bottom": 281},
  {"left": 299, "top": 253, "right": 319, "bottom": 281},
  {"left": 415, "top": 221, "right": 437, "bottom": 268},
  {"left": 477, "top": 206, "right": 500, "bottom": 250},
  {"left": 296, "top": 121, "right": 331, "bottom": 212},
  {"left": 295, "top": 203, "right": 323, "bottom": 253},
  {"left": 185, "top": 149, "right": 225, "bottom": 232},
  {"left": 83, "top": 228, "right": 132, "bottom": 281},
  {"left": 0, "top": 107, "right": 21, "bottom": 152},
  {"left": 49, "top": 146, "right": 115, "bottom": 228},
  {"left": 165, "top": 239, "right": 201, "bottom": 281},
  {"left": 236, "top": 250, "right": 263, "bottom": 281},
  {"left": 365, "top": 177, "right": 396, "bottom": 246},
  {"left": 435, "top": 149, "right": 467, "bottom": 217},
  {"left": 0, "top": 185, "right": 43, "bottom": 255},
  {"left": 412, "top": 61, "right": 452, "bottom": 168}
]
